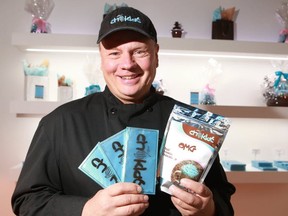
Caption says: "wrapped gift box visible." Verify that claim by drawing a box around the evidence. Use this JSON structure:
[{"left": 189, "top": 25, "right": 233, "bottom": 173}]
[
  {"left": 252, "top": 160, "right": 278, "bottom": 171},
  {"left": 212, "top": 20, "right": 234, "bottom": 40},
  {"left": 274, "top": 161, "right": 288, "bottom": 170},
  {"left": 222, "top": 160, "right": 246, "bottom": 171},
  {"left": 58, "top": 86, "right": 73, "bottom": 102}
]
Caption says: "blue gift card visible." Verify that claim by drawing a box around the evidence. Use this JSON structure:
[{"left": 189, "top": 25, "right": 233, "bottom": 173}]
[
  {"left": 98, "top": 130, "right": 126, "bottom": 181},
  {"left": 79, "top": 127, "right": 159, "bottom": 194},
  {"left": 122, "top": 127, "right": 159, "bottom": 194},
  {"left": 78, "top": 143, "right": 121, "bottom": 188}
]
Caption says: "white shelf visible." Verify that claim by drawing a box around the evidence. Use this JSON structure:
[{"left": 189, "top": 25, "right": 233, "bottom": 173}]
[
  {"left": 12, "top": 32, "right": 98, "bottom": 51},
  {"left": 9, "top": 160, "right": 287, "bottom": 184},
  {"left": 226, "top": 171, "right": 288, "bottom": 184},
  {"left": 12, "top": 32, "right": 288, "bottom": 58},
  {"left": 10, "top": 33, "right": 288, "bottom": 118},
  {"left": 196, "top": 105, "right": 288, "bottom": 119},
  {"left": 159, "top": 37, "right": 288, "bottom": 57},
  {"left": 10, "top": 100, "right": 65, "bottom": 117},
  {"left": 9, "top": 101, "right": 288, "bottom": 118}
]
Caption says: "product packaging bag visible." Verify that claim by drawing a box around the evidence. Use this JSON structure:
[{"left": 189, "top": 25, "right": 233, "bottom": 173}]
[{"left": 158, "top": 104, "right": 231, "bottom": 194}]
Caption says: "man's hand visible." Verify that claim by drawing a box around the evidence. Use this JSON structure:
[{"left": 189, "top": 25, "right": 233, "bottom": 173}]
[
  {"left": 82, "top": 182, "right": 149, "bottom": 216},
  {"left": 169, "top": 178, "right": 215, "bottom": 216}
]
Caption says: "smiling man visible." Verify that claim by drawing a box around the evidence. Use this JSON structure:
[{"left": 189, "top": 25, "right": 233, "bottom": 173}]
[
  {"left": 12, "top": 7, "right": 235, "bottom": 216},
  {"left": 100, "top": 30, "right": 159, "bottom": 104}
]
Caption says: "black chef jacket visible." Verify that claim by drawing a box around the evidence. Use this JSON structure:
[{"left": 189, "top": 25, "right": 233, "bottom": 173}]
[{"left": 12, "top": 86, "right": 235, "bottom": 216}]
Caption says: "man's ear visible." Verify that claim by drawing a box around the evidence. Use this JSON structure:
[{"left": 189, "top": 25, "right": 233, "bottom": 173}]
[{"left": 155, "top": 43, "right": 159, "bottom": 68}]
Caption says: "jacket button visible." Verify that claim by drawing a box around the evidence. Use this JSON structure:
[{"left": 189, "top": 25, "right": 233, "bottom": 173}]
[
  {"left": 147, "top": 107, "right": 153, "bottom": 112},
  {"left": 110, "top": 108, "right": 117, "bottom": 115}
]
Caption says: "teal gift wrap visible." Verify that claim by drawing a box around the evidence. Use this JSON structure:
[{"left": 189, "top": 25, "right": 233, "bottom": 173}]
[{"left": 262, "top": 71, "right": 288, "bottom": 106}]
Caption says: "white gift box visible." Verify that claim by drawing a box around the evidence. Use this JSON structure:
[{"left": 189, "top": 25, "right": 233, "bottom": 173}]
[
  {"left": 58, "top": 86, "right": 73, "bottom": 102},
  {"left": 25, "top": 75, "right": 49, "bottom": 101}
]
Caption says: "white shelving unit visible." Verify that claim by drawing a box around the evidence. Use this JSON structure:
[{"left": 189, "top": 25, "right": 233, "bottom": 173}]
[
  {"left": 12, "top": 32, "right": 288, "bottom": 57},
  {"left": 196, "top": 105, "right": 288, "bottom": 119},
  {"left": 9, "top": 100, "right": 65, "bottom": 117},
  {"left": 10, "top": 32, "right": 288, "bottom": 183},
  {"left": 10, "top": 32, "right": 288, "bottom": 118},
  {"left": 226, "top": 171, "right": 288, "bottom": 184},
  {"left": 11, "top": 32, "right": 98, "bottom": 51},
  {"left": 9, "top": 101, "right": 288, "bottom": 119},
  {"left": 158, "top": 37, "right": 288, "bottom": 57}
]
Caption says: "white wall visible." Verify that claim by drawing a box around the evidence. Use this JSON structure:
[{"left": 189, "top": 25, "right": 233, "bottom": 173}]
[{"left": 1, "top": 0, "right": 287, "bottom": 215}]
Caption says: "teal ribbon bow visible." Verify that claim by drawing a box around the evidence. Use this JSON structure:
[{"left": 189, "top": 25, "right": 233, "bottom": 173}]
[{"left": 274, "top": 71, "right": 288, "bottom": 88}]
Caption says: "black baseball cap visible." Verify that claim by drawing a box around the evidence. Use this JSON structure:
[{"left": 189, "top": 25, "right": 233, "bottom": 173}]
[{"left": 97, "top": 7, "right": 157, "bottom": 43}]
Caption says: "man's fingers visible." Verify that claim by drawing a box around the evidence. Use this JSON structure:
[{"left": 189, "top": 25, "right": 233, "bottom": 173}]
[{"left": 106, "top": 182, "right": 143, "bottom": 196}]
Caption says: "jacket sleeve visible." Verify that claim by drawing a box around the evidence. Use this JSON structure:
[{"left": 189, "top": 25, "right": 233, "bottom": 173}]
[
  {"left": 11, "top": 122, "right": 89, "bottom": 216},
  {"left": 204, "top": 156, "right": 236, "bottom": 216}
]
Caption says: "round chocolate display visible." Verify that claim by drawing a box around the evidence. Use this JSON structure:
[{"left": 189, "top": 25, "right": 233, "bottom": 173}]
[{"left": 171, "top": 160, "right": 203, "bottom": 183}]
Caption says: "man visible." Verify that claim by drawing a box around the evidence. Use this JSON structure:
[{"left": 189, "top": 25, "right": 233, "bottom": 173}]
[{"left": 12, "top": 7, "right": 235, "bottom": 216}]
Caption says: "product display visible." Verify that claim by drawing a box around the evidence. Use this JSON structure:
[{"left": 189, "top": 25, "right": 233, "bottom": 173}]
[
  {"left": 25, "top": 0, "right": 55, "bottom": 33},
  {"left": 23, "top": 59, "right": 49, "bottom": 101},
  {"left": 199, "top": 58, "right": 223, "bottom": 105},
  {"left": 200, "top": 84, "right": 216, "bottom": 105},
  {"left": 82, "top": 55, "right": 103, "bottom": 96},
  {"left": 152, "top": 79, "right": 166, "bottom": 95},
  {"left": 85, "top": 85, "right": 101, "bottom": 96},
  {"left": 222, "top": 160, "right": 246, "bottom": 171},
  {"left": 57, "top": 75, "right": 73, "bottom": 102},
  {"left": 211, "top": 6, "right": 238, "bottom": 40},
  {"left": 251, "top": 160, "right": 278, "bottom": 171},
  {"left": 158, "top": 104, "right": 231, "bottom": 194},
  {"left": 79, "top": 127, "right": 159, "bottom": 194},
  {"left": 171, "top": 21, "right": 184, "bottom": 38},
  {"left": 262, "top": 70, "right": 288, "bottom": 106},
  {"left": 274, "top": 161, "right": 288, "bottom": 170},
  {"left": 103, "top": 2, "right": 128, "bottom": 18},
  {"left": 276, "top": 0, "right": 288, "bottom": 43}
]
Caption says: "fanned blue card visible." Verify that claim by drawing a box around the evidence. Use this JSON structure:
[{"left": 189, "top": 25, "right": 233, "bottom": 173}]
[
  {"left": 98, "top": 130, "right": 126, "bottom": 180},
  {"left": 79, "top": 127, "right": 159, "bottom": 194},
  {"left": 122, "top": 127, "right": 159, "bottom": 194},
  {"left": 78, "top": 142, "right": 121, "bottom": 188}
]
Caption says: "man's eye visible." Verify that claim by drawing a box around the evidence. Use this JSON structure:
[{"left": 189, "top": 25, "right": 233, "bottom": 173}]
[
  {"left": 107, "top": 51, "right": 121, "bottom": 58},
  {"left": 134, "top": 50, "right": 147, "bottom": 56},
  {"left": 109, "top": 52, "right": 120, "bottom": 56}
]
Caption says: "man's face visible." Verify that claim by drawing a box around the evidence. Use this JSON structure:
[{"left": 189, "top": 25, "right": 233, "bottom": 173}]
[{"left": 99, "top": 30, "right": 159, "bottom": 104}]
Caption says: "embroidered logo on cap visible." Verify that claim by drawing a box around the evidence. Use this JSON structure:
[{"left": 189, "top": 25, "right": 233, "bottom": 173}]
[{"left": 110, "top": 14, "right": 141, "bottom": 25}]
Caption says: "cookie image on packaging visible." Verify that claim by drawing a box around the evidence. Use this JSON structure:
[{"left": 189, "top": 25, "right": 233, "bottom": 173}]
[{"left": 171, "top": 160, "right": 203, "bottom": 183}]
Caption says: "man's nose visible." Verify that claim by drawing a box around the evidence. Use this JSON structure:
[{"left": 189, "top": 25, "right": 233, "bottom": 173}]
[{"left": 119, "top": 53, "right": 136, "bottom": 70}]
